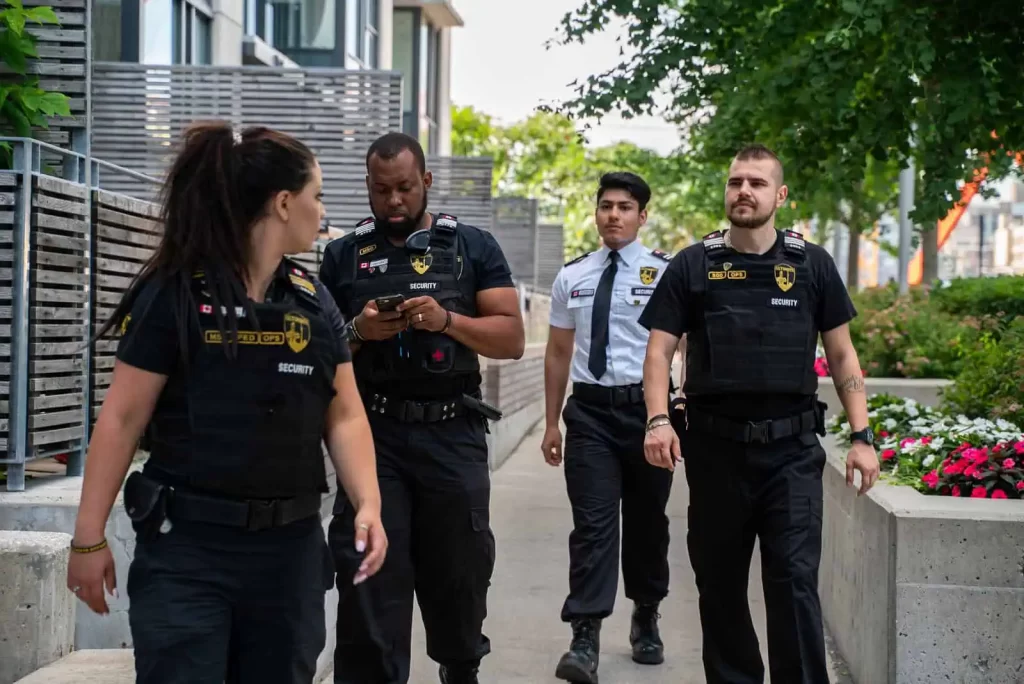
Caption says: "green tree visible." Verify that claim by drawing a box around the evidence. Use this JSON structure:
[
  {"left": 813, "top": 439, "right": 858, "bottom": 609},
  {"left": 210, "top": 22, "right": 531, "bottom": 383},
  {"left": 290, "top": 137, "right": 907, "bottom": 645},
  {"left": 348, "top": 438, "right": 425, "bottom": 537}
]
[
  {"left": 0, "top": 0, "right": 71, "bottom": 164},
  {"left": 452, "top": 103, "right": 726, "bottom": 258},
  {"left": 552, "top": 0, "right": 1023, "bottom": 283}
]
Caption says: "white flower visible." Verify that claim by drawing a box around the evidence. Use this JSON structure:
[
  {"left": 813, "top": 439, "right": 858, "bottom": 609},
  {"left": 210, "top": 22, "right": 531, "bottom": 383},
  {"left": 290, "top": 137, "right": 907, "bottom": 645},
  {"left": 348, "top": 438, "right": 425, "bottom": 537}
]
[
  {"left": 923, "top": 453, "right": 937, "bottom": 467},
  {"left": 906, "top": 405, "right": 920, "bottom": 418},
  {"left": 884, "top": 418, "right": 899, "bottom": 430}
]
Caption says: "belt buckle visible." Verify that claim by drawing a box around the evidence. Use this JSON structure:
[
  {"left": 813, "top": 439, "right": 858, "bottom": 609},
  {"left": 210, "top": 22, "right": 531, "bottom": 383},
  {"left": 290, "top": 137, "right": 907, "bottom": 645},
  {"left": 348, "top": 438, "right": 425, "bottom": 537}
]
[
  {"left": 747, "top": 420, "right": 771, "bottom": 444},
  {"left": 405, "top": 402, "right": 425, "bottom": 422},
  {"left": 247, "top": 500, "right": 278, "bottom": 531}
]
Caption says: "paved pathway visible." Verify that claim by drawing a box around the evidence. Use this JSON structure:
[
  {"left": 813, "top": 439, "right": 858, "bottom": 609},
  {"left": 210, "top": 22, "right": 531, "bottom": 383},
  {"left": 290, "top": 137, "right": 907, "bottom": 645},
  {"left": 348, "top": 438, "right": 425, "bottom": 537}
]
[{"left": 403, "top": 421, "right": 848, "bottom": 683}]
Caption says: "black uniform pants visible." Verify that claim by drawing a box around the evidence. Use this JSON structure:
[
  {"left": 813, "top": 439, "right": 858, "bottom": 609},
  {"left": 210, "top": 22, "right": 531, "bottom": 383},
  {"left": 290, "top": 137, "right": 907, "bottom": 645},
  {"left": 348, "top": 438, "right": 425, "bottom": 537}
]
[
  {"left": 330, "top": 412, "right": 495, "bottom": 684},
  {"left": 127, "top": 515, "right": 332, "bottom": 684},
  {"left": 560, "top": 393, "right": 674, "bottom": 622},
  {"left": 678, "top": 415, "right": 830, "bottom": 684}
]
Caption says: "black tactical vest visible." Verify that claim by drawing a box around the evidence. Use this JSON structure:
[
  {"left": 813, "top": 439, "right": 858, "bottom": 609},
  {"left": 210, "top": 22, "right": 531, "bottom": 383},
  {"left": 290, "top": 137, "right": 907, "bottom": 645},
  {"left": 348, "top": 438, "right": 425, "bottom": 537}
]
[
  {"left": 347, "top": 212, "right": 480, "bottom": 397},
  {"left": 684, "top": 228, "right": 819, "bottom": 397},
  {"left": 147, "top": 260, "right": 336, "bottom": 499}
]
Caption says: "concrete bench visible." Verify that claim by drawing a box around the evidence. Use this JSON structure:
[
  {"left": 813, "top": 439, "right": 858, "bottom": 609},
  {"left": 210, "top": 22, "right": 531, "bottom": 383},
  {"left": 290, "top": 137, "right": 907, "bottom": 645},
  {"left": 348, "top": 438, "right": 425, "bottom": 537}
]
[
  {"left": 13, "top": 649, "right": 134, "bottom": 683},
  {"left": 0, "top": 531, "right": 76, "bottom": 684}
]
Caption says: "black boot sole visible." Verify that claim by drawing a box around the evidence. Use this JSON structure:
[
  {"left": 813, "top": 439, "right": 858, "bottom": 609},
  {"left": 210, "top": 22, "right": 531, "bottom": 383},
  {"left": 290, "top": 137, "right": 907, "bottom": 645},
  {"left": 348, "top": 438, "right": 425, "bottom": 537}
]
[
  {"left": 555, "top": 659, "right": 599, "bottom": 684},
  {"left": 631, "top": 647, "right": 664, "bottom": 665}
]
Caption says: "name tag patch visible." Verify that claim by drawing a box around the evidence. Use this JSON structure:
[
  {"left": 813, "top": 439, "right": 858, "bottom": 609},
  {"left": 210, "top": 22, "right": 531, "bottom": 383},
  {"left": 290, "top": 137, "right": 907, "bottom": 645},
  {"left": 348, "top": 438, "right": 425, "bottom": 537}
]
[
  {"left": 571, "top": 288, "right": 595, "bottom": 298},
  {"left": 769, "top": 297, "right": 799, "bottom": 308},
  {"left": 631, "top": 287, "right": 655, "bottom": 296},
  {"left": 278, "top": 362, "right": 314, "bottom": 376},
  {"left": 409, "top": 281, "right": 438, "bottom": 290}
]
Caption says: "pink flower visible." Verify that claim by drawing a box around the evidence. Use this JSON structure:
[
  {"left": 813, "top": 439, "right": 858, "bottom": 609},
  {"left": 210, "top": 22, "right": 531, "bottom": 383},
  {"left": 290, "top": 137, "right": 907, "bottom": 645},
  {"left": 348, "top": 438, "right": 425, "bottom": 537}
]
[
  {"left": 971, "top": 486, "right": 987, "bottom": 498},
  {"left": 1016, "top": 481, "right": 1024, "bottom": 491},
  {"left": 881, "top": 449, "right": 896, "bottom": 461},
  {"left": 966, "top": 448, "right": 990, "bottom": 465},
  {"left": 992, "top": 490, "right": 1008, "bottom": 499},
  {"left": 952, "top": 486, "right": 961, "bottom": 497},
  {"left": 920, "top": 436, "right": 933, "bottom": 444},
  {"left": 1015, "top": 442, "right": 1024, "bottom": 455},
  {"left": 900, "top": 437, "right": 917, "bottom": 448},
  {"left": 945, "top": 459, "right": 966, "bottom": 475},
  {"left": 921, "top": 471, "right": 939, "bottom": 489},
  {"left": 963, "top": 463, "right": 980, "bottom": 479},
  {"left": 1003, "top": 458, "right": 1016, "bottom": 469},
  {"left": 879, "top": 430, "right": 889, "bottom": 438}
]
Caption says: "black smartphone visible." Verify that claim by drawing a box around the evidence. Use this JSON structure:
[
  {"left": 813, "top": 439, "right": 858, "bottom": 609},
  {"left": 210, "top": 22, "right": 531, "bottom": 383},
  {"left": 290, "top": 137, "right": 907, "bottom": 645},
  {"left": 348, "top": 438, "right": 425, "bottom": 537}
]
[{"left": 374, "top": 294, "right": 405, "bottom": 312}]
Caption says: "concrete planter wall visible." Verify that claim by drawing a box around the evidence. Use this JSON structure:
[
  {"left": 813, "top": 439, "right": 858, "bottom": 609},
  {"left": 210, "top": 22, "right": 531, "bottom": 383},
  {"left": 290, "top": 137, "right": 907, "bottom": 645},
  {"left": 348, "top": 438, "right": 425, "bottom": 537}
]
[{"left": 819, "top": 376, "right": 1024, "bottom": 683}]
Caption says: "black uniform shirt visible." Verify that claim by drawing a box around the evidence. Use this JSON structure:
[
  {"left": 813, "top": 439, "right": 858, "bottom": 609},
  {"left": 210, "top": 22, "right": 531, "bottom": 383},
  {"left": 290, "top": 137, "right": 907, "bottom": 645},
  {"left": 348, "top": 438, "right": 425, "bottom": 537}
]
[
  {"left": 638, "top": 230, "right": 856, "bottom": 420},
  {"left": 115, "top": 261, "right": 351, "bottom": 427},
  {"left": 319, "top": 219, "right": 514, "bottom": 322}
]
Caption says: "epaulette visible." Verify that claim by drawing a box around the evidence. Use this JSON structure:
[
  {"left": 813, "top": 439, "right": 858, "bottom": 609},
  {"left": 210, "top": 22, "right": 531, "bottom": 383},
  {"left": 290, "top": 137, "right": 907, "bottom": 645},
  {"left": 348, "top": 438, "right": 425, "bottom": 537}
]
[
  {"left": 564, "top": 251, "right": 591, "bottom": 267},
  {"left": 782, "top": 228, "right": 806, "bottom": 257},
  {"left": 354, "top": 216, "right": 376, "bottom": 237},
  {"left": 701, "top": 230, "right": 727, "bottom": 253},
  {"left": 283, "top": 258, "right": 319, "bottom": 301},
  {"left": 435, "top": 213, "right": 458, "bottom": 232},
  {"left": 650, "top": 248, "right": 672, "bottom": 262}
]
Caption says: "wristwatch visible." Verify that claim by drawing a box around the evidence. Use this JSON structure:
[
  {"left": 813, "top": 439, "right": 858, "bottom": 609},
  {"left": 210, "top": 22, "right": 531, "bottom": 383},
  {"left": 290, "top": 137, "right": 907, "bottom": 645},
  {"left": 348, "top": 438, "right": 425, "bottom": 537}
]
[{"left": 849, "top": 428, "right": 874, "bottom": 446}]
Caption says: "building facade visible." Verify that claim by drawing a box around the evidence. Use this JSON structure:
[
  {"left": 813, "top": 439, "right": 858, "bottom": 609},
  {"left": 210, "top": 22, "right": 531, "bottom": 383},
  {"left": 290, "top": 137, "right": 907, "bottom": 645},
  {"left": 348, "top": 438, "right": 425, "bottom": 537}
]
[{"left": 92, "top": 0, "right": 459, "bottom": 154}]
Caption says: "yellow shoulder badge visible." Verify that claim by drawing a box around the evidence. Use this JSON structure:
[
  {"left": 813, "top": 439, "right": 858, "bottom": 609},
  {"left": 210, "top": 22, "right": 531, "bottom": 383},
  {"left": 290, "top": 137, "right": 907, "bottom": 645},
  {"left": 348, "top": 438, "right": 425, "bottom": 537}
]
[{"left": 289, "top": 273, "right": 317, "bottom": 297}]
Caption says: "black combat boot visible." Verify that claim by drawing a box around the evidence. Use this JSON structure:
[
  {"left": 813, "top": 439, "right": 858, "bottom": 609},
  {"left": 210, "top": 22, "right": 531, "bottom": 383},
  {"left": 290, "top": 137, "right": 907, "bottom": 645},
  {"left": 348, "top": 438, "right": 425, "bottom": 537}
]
[
  {"left": 554, "top": 617, "right": 601, "bottom": 683},
  {"left": 438, "top": 663, "right": 479, "bottom": 684},
  {"left": 630, "top": 602, "right": 664, "bottom": 665}
]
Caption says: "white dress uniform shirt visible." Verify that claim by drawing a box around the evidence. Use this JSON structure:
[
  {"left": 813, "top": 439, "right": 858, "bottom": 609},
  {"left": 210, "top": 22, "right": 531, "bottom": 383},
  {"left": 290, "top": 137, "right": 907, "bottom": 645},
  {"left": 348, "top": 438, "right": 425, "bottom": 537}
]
[{"left": 549, "top": 238, "right": 672, "bottom": 387}]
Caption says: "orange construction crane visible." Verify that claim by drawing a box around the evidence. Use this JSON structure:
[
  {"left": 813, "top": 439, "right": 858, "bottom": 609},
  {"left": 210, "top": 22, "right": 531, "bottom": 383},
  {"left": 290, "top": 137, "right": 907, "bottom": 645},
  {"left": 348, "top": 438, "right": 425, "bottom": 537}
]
[{"left": 907, "top": 150, "right": 1022, "bottom": 285}]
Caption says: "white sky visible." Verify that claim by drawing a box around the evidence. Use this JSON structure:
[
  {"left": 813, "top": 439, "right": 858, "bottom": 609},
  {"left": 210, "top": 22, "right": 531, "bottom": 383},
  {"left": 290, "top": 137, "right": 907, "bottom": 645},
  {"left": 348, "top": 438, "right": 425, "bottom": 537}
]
[{"left": 448, "top": 0, "right": 683, "bottom": 155}]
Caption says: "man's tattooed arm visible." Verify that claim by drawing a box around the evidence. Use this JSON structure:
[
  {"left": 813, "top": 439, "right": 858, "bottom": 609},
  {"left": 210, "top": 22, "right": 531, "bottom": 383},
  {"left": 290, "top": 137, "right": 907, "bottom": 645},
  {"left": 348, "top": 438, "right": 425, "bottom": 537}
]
[{"left": 836, "top": 373, "right": 865, "bottom": 394}]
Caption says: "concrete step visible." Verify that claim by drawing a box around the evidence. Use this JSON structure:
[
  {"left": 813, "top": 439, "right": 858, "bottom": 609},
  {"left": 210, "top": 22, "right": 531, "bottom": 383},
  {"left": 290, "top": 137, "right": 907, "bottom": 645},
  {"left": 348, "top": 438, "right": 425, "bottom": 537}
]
[{"left": 13, "top": 650, "right": 134, "bottom": 683}]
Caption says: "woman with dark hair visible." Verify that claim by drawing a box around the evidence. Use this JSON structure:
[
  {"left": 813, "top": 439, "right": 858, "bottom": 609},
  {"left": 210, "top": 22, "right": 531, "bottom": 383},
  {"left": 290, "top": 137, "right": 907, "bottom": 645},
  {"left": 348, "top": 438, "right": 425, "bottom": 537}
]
[{"left": 65, "top": 121, "right": 386, "bottom": 684}]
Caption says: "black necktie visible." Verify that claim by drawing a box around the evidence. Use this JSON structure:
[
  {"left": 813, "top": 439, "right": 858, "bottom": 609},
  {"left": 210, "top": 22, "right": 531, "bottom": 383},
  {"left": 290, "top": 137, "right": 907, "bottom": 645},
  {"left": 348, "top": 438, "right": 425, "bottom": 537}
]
[{"left": 589, "top": 250, "right": 618, "bottom": 380}]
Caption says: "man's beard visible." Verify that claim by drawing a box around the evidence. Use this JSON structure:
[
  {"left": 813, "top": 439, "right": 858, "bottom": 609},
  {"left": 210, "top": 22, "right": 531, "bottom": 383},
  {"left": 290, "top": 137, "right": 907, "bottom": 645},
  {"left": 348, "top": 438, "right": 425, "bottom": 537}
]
[
  {"left": 728, "top": 201, "right": 775, "bottom": 229},
  {"left": 375, "top": 191, "right": 429, "bottom": 239}
]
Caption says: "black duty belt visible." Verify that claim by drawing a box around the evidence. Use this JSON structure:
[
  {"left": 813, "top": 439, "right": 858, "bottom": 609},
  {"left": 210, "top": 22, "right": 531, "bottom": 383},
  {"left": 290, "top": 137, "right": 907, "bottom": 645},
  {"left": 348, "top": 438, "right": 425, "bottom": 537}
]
[
  {"left": 166, "top": 488, "right": 322, "bottom": 532},
  {"left": 365, "top": 391, "right": 467, "bottom": 423},
  {"left": 573, "top": 382, "right": 644, "bottom": 407},
  {"left": 685, "top": 406, "right": 822, "bottom": 444}
]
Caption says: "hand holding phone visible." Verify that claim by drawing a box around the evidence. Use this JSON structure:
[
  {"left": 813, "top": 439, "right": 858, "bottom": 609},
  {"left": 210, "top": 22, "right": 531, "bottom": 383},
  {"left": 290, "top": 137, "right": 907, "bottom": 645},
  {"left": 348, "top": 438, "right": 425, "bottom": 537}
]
[{"left": 354, "top": 296, "right": 407, "bottom": 341}]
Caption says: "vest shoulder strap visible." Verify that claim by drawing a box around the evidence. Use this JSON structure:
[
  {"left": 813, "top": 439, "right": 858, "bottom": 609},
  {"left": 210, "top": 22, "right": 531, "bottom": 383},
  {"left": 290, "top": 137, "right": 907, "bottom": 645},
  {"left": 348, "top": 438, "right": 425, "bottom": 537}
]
[
  {"left": 781, "top": 229, "right": 807, "bottom": 261},
  {"left": 353, "top": 216, "right": 377, "bottom": 242},
  {"left": 434, "top": 213, "right": 458, "bottom": 233},
  {"left": 701, "top": 230, "right": 729, "bottom": 263}
]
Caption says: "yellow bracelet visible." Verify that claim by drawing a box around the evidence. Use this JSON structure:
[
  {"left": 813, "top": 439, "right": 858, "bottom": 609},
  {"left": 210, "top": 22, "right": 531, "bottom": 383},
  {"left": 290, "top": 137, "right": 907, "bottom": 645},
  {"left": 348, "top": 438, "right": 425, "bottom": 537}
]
[{"left": 70, "top": 538, "right": 109, "bottom": 554}]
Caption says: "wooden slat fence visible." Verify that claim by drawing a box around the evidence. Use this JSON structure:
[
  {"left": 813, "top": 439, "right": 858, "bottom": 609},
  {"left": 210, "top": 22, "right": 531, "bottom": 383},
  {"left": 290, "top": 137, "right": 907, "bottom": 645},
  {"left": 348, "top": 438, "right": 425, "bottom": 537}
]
[
  {"left": 0, "top": 172, "right": 17, "bottom": 455},
  {"left": 491, "top": 197, "right": 538, "bottom": 286},
  {"left": 535, "top": 223, "right": 564, "bottom": 292},
  {"left": 89, "top": 63, "right": 403, "bottom": 231},
  {"left": 89, "top": 190, "right": 162, "bottom": 419},
  {"left": 426, "top": 156, "right": 493, "bottom": 233}
]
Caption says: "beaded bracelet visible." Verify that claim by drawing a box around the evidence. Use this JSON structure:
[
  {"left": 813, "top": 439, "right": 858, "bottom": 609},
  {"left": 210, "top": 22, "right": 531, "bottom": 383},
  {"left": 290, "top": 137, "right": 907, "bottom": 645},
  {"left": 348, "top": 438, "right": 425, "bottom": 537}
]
[{"left": 70, "top": 538, "right": 109, "bottom": 554}]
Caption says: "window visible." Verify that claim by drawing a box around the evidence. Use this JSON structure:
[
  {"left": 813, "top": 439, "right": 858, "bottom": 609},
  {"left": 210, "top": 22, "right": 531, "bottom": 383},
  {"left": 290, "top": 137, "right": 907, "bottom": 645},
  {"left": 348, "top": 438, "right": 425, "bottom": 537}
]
[
  {"left": 419, "top": 23, "right": 440, "bottom": 154},
  {"left": 345, "top": 0, "right": 379, "bottom": 68},
  {"left": 93, "top": 0, "right": 124, "bottom": 61},
  {"left": 393, "top": 9, "right": 417, "bottom": 135},
  {"left": 147, "top": 0, "right": 212, "bottom": 64},
  {"left": 251, "top": 0, "right": 337, "bottom": 51}
]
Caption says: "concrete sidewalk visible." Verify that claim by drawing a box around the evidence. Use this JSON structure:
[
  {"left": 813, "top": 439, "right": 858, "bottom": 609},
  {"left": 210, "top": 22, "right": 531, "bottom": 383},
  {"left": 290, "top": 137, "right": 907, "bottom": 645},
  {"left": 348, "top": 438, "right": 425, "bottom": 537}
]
[{"left": 405, "top": 420, "right": 849, "bottom": 683}]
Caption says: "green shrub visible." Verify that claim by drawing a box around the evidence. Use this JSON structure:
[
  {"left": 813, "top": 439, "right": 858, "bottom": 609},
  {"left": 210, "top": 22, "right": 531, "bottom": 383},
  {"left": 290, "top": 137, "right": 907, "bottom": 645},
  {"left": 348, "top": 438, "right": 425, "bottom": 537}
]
[
  {"left": 931, "top": 275, "right": 1024, "bottom": 324},
  {"left": 848, "top": 284, "right": 997, "bottom": 379},
  {"left": 941, "top": 316, "right": 1024, "bottom": 427}
]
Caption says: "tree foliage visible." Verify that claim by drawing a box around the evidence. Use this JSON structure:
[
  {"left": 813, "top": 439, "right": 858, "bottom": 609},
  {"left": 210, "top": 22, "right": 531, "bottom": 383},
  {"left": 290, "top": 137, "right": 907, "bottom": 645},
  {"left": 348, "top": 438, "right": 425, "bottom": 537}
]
[
  {"left": 0, "top": 0, "right": 71, "bottom": 164},
  {"left": 452, "top": 103, "right": 724, "bottom": 257},
  {"left": 552, "top": 0, "right": 1023, "bottom": 229}
]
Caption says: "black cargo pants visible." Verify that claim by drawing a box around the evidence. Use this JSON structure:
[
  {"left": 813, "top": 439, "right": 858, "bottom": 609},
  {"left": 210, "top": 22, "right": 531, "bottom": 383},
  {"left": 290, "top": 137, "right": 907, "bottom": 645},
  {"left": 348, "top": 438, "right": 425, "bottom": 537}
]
[
  {"left": 330, "top": 410, "right": 495, "bottom": 684},
  {"left": 675, "top": 410, "right": 830, "bottom": 684},
  {"left": 128, "top": 515, "right": 333, "bottom": 684}
]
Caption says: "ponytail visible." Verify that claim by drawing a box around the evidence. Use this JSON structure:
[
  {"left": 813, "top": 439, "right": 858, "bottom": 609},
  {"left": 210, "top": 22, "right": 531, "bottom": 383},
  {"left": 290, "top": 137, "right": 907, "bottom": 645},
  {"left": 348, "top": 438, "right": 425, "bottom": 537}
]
[{"left": 96, "top": 121, "right": 317, "bottom": 361}]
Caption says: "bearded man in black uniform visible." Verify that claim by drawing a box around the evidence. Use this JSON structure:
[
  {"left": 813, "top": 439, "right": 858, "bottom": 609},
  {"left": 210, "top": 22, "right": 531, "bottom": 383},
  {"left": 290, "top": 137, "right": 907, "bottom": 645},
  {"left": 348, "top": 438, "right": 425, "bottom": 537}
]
[
  {"left": 639, "top": 144, "right": 880, "bottom": 684},
  {"left": 319, "top": 132, "right": 525, "bottom": 684}
]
